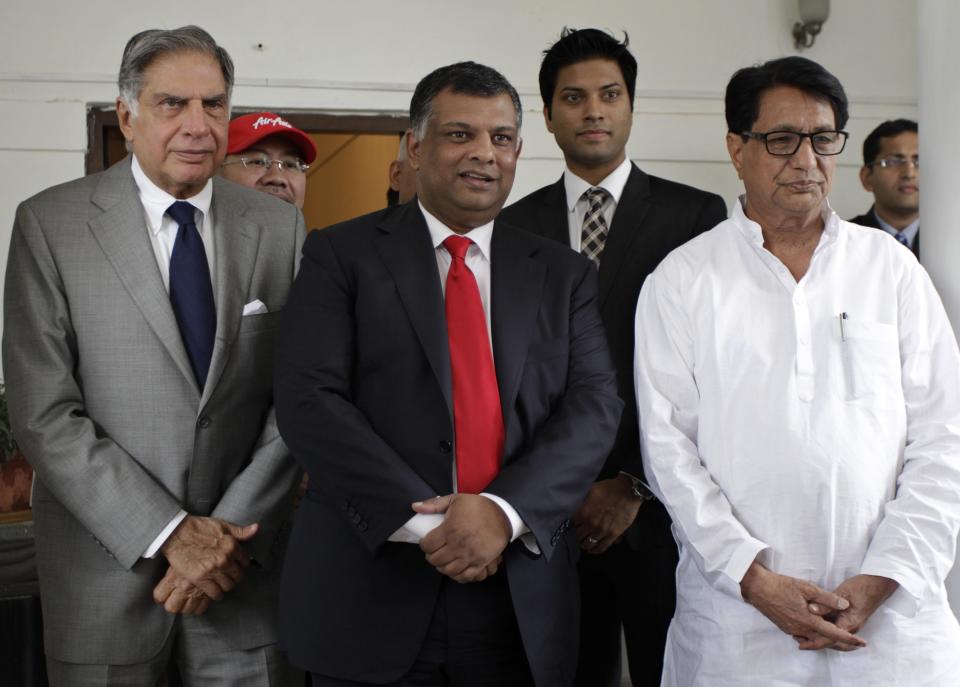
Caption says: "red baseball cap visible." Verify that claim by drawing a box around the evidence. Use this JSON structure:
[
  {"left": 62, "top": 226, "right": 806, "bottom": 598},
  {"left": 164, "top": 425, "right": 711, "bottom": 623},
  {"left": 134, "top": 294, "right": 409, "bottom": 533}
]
[{"left": 227, "top": 112, "right": 317, "bottom": 164}]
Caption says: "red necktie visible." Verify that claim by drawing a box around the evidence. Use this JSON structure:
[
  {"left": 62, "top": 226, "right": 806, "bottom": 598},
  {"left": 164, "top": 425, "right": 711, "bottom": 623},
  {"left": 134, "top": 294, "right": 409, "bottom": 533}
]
[{"left": 443, "top": 235, "right": 504, "bottom": 494}]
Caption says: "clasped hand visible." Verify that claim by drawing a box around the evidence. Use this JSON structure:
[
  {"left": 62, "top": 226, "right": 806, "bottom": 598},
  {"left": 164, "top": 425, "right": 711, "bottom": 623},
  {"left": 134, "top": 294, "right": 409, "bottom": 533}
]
[
  {"left": 413, "top": 494, "right": 511, "bottom": 583},
  {"left": 572, "top": 475, "right": 642, "bottom": 554},
  {"left": 740, "top": 561, "right": 898, "bottom": 652},
  {"left": 152, "top": 515, "right": 259, "bottom": 614}
]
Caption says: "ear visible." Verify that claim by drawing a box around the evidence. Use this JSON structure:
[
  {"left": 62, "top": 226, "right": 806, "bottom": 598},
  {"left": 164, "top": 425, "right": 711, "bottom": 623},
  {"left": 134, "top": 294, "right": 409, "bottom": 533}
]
[
  {"left": 859, "top": 165, "right": 874, "bottom": 192},
  {"left": 543, "top": 104, "right": 554, "bottom": 134},
  {"left": 407, "top": 131, "right": 422, "bottom": 172},
  {"left": 116, "top": 97, "right": 135, "bottom": 142},
  {"left": 388, "top": 160, "right": 403, "bottom": 191},
  {"left": 516, "top": 137, "right": 524, "bottom": 158},
  {"left": 726, "top": 132, "right": 745, "bottom": 180}
]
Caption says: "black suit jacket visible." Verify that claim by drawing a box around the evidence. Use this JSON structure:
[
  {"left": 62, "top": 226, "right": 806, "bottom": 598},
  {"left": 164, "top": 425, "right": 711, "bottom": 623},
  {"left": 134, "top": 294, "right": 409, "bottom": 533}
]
[
  {"left": 849, "top": 206, "right": 920, "bottom": 258},
  {"left": 500, "top": 164, "right": 726, "bottom": 548},
  {"left": 275, "top": 202, "right": 623, "bottom": 686}
]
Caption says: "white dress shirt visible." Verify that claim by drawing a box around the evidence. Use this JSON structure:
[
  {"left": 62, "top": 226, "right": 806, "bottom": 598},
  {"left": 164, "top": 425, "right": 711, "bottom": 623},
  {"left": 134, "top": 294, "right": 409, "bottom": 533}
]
[
  {"left": 388, "top": 202, "right": 531, "bottom": 547},
  {"left": 131, "top": 156, "right": 215, "bottom": 558},
  {"left": 563, "top": 156, "right": 632, "bottom": 251},
  {"left": 874, "top": 209, "right": 920, "bottom": 249},
  {"left": 634, "top": 198, "right": 960, "bottom": 685}
]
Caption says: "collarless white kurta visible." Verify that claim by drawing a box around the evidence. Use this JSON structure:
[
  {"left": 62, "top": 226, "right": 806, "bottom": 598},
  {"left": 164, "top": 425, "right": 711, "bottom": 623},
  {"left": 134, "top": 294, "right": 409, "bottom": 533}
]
[{"left": 634, "top": 198, "right": 960, "bottom": 686}]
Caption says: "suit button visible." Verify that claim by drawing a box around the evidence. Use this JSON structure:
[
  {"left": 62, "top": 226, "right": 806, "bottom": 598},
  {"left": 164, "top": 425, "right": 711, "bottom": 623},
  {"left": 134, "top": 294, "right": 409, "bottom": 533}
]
[
  {"left": 438, "top": 440, "right": 452, "bottom": 453},
  {"left": 197, "top": 416, "right": 211, "bottom": 429},
  {"left": 352, "top": 513, "right": 362, "bottom": 525},
  {"left": 358, "top": 521, "right": 368, "bottom": 532},
  {"left": 341, "top": 500, "right": 350, "bottom": 511}
]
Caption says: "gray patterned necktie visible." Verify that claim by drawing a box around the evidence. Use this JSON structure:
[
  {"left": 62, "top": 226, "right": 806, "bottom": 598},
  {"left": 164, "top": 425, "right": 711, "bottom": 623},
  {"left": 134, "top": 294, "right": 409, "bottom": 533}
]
[{"left": 580, "top": 187, "right": 611, "bottom": 267}]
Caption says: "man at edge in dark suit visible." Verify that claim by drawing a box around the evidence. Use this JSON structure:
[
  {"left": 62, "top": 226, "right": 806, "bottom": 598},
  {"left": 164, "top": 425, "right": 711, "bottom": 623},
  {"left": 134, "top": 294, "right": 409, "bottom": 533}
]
[
  {"left": 848, "top": 119, "right": 920, "bottom": 258},
  {"left": 500, "top": 28, "right": 727, "bottom": 687},
  {"left": 275, "top": 61, "right": 623, "bottom": 687}
]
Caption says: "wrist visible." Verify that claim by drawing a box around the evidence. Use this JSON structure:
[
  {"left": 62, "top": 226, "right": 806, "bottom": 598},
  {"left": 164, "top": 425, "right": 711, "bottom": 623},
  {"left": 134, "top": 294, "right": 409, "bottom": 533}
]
[
  {"left": 617, "top": 473, "right": 655, "bottom": 502},
  {"left": 739, "top": 560, "right": 766, "bottom": 603}
]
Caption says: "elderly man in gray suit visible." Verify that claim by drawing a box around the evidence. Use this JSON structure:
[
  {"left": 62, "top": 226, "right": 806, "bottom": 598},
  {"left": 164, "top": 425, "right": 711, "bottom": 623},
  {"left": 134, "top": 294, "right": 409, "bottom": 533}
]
[{"left": 2, "top": 26, "right": 303, "bottom": 685}]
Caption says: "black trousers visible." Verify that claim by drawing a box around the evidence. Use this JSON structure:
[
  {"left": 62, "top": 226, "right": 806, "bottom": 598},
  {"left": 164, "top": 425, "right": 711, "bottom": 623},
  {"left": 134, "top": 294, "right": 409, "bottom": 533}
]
[
  {"left": 573, "top": 540, "right": 679, "bottom": 687},
  {"left": 310, "top": 572, "right": 534, "bottom": 687}
]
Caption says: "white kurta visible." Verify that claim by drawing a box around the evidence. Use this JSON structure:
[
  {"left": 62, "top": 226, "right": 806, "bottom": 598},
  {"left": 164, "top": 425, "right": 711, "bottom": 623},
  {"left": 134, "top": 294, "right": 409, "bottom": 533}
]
[{"left": 634, "top": 199, "right": 960, "bottom": 686}]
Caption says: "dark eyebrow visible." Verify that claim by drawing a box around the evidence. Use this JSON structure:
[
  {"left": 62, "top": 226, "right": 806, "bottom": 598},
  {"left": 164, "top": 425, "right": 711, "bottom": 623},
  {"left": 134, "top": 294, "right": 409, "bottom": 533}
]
[{"left": 766, "top": 124, "right": 837, "bottom": 133}]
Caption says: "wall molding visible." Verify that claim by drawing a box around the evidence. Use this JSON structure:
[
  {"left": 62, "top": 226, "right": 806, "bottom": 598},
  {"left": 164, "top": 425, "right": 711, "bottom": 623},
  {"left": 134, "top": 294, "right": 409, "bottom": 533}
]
[{"left": 0, "top": 72, "right": 918, "bottom": 108}]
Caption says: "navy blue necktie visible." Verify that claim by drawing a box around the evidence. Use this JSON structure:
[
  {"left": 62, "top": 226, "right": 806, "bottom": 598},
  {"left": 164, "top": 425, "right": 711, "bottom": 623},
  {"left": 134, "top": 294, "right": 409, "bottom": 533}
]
[
  {"left": 166, "top": 201, "right": 216, "bottom": 388},
  {"left": 895, "top": 231, "right": 911, "bottom": 249}
]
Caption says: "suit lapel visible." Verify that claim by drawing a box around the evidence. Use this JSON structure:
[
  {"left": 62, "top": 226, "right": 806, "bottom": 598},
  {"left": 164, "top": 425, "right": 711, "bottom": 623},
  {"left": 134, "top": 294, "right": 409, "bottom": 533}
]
[
  {"left": 87, "top": 159, "right": 198, "bottom": 393},
  {"left": 490, "top": 224, "right": 546, "bottom": 418},
  {"left": 201, "top": 179, "right": 260, "bottom": 407},
  {"left": 538, "top": 178, "right": 570, "bottom": 245},
  {"left": 374, "top": 204, "right": 453, "bottom": 416},
  {"left": 598, "top": 164, "right": 652, "bottom": 307}
]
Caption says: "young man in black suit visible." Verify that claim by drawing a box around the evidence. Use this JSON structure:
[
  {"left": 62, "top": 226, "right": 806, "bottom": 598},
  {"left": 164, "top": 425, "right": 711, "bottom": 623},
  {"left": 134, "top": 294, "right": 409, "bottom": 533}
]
[
  {"left": 500, "top": 28, "right": 727, "bottom": 687},
  {"left": 275, "top": 61, "right": 623, "bottom": 687},
  {"left": 849, "top": 119, "right": 920, "bottom": 257}
]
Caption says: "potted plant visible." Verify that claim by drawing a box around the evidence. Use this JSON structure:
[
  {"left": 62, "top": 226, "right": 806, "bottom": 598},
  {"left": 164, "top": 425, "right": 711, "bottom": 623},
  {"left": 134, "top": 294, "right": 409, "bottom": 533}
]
[{"left": 0, "top": 382, "right": 32, "bottom": 521}]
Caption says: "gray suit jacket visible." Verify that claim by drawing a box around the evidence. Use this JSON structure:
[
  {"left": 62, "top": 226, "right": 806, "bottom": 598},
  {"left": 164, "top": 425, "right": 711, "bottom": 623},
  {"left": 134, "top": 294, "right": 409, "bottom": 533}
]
[{"left": 2, "top": 157, "right": 304, "bottom": 664}]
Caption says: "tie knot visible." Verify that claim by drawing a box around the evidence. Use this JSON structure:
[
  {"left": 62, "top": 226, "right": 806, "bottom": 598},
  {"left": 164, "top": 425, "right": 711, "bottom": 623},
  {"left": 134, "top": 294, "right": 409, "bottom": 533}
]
[
  {"left": 584, "top": 187, "right": 609, "bottom": 207},
  {"left": 166, "top": 201, "right": 197, "bottom": 226},
  {"left": 443, "top": 234, "right": 473, "bottom": 260}
]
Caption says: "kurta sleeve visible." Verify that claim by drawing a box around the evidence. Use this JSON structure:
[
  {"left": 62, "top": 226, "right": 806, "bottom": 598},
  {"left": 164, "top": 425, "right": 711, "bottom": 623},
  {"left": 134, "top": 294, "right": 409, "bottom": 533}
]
[
  {"left": 634, "top": 261, "right": 769, "bottom": 599},
  {"left": 859, "top": 259, "right": 960, "bottom": 615}
]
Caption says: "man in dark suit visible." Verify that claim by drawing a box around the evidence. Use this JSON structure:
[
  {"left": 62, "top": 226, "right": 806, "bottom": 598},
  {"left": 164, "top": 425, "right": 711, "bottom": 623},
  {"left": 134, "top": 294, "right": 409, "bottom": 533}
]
[
  {"left": 275, "top": 61, "right": 623, "bottom": 687},
  {"left": 849, "top": 119, "right": 920, "bottom": 257},
  {"left": 500, "top": 28, "right": 727, "bottom": 687}
]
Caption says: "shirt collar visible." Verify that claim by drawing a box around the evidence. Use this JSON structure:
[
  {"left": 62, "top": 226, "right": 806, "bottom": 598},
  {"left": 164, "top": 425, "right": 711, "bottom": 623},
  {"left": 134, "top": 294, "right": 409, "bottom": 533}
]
[
  {"left": 418, "top": 200, "right": 494, "bottom": 262},
  {"left": 131, "top": 155, "right": 214, "bottom": 234},
  {"left": 873, "top": 208, "right": 920, "bottom": 244},
  {"left": 562, "top": 156, "right": 632, "bottom": 212},
  {"left": 732, "top": 195, "right": 839, "bottom": 247}
]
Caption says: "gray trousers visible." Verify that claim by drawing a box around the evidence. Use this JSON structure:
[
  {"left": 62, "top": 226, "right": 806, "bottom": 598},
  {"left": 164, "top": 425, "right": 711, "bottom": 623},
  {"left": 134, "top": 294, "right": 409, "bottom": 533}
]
[{"left": 46, "top": 614, "right": 301, "bottom": 687}]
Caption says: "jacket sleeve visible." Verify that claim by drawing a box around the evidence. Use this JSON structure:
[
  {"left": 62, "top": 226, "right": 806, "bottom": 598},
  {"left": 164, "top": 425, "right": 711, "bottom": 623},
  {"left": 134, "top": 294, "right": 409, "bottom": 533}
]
[{"left": 3, "top": 200, "right": 182, "bottom": 570}]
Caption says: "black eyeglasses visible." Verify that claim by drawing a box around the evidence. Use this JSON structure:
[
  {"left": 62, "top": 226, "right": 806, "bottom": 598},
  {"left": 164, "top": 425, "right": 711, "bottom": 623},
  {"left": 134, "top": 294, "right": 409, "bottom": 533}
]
[
  {"left": 869, "top": 156, "right": 919, "bottom": 170},
  {"left": 741, "top": 130, "right": 849, "bottom": 156}
]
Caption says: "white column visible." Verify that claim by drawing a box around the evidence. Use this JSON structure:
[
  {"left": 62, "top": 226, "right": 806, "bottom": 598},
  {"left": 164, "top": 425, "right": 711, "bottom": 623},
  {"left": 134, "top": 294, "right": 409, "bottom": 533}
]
[{"left": 918, "top": 0, "right": 960, "bottom": 619}]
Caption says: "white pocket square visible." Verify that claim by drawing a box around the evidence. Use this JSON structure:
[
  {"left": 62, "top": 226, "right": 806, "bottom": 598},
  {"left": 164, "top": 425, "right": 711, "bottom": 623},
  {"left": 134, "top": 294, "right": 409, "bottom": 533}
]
[{"left": 242, "top": 299, "right": 268, "bottom": 316}]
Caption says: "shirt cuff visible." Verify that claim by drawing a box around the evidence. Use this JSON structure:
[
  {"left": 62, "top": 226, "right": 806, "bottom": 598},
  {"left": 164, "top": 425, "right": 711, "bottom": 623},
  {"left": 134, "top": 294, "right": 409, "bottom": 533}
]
[
  {"left": 725, "top": 539, "right": 771, "bottom": 600},
  {"left": 481, "top": 493, "right": 539, "bottom": 554},
  {"left": 859, "top": 560, "right": 922, "bottom": 617},
  {"left": 143, "top": 510, "right": 188, "bottom": 559},
  {"left": 480, "top": 493, "right": 529, "bottom": 541},
  {"left": 388, "top": 513, "right": 444, "bottom": 544}
]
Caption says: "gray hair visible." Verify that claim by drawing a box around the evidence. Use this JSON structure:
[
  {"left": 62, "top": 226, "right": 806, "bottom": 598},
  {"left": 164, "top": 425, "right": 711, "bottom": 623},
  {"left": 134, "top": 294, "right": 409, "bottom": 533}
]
[
  {"left": 409, "top": 61, "right": 522, "bottom": 142},
  {"left": 396, "top": 130, "right": 410, "bottom": 162},
  {"left": 118, "top": 25, "right": 234, "bottom": 117}
]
